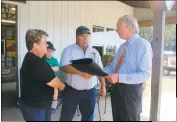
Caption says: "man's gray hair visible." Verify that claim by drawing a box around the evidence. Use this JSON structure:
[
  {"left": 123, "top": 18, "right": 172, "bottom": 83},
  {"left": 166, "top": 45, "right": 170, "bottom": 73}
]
[
  {"left": 119, "top": 15, "right": 139, "bottom": 34},
  {"left": 25, "top": 29, "right": 48, "bottom": 51}
]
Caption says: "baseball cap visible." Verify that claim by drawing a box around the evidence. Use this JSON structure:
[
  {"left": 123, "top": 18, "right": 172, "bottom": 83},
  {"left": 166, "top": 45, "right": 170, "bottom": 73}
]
[
  {"left": 47, "top": 41, "right": 55, "bottom": 51},
  {"left": 76, "top": 26, "right": 91, "bottom": 36}
]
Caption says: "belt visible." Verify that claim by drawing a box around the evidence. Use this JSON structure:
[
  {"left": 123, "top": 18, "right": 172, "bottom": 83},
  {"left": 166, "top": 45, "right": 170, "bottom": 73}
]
[
  {"left": 112, "top": 83, "right": 143, "bottom": 87},
  {"left": 65, "top": 83, "right": 94, "bottom": 92}
]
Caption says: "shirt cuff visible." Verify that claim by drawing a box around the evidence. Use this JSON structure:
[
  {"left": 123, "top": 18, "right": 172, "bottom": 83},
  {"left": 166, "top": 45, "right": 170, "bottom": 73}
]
[
  {"left": 118, "top": 74, "right": 127, "bottom": 84},
  {"left": 103, "top": 67, "right": 112, "bottom": 74},
  {"left": 103, "top": 68, "right": 107, "bottom": 73}
]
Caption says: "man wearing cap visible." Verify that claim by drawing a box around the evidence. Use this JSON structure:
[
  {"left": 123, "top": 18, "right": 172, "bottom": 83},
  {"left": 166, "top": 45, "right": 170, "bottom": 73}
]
[{"left": 59, "top": 26, "right": 106, "bottom": 121}]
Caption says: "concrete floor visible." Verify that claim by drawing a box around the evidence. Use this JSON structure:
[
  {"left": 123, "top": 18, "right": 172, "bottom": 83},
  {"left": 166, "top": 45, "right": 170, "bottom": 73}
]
[
  {"left": 1, "top": 94, "right": 149, "bottom": 121},
  {"left": 1, "top": 82, "right": 148, "bottom": 121},
  {"left": 1, "top": 74, "right": 176, "bottom": 121}
]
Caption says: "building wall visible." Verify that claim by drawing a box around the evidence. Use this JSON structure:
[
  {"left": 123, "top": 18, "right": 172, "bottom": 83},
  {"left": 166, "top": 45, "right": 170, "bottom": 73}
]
[
  {"left": 16, "top": 1, "right": 133, "bottom": 70},
  {"left": 134, "top": 8, "right": 176, "bottom": 22}
]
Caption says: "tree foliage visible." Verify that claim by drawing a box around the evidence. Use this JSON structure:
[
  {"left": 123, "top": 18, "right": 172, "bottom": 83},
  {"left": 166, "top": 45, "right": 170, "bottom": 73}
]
[{"left": 139, "top": 24, "right": 176, "bottom": 51}]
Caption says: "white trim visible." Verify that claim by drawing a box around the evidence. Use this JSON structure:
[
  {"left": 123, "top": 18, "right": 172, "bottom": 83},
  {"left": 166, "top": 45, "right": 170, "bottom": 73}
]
[
  {"left": 1, "top": 19, "right": 16, "bottom": 24},
  {"left": 92, "top": 44, "right": 104, "bottom": 47}
]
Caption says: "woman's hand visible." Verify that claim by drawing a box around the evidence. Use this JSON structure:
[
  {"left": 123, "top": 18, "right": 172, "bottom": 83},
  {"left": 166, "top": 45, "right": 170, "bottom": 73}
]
[
  {"left": 52, "top": 66, "right": 59, "bottom": 72},
  {"left": 53, "top": 88, "right": 58, "bottom": 100}
]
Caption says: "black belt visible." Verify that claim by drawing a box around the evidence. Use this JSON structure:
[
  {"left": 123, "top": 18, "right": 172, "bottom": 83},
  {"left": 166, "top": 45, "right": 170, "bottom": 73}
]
[
  {"left": 112, "top": 83, "right": 143, "bottom": 88},
  {"left": 65, "top": 83, "right": 93, "bottom": 92}
]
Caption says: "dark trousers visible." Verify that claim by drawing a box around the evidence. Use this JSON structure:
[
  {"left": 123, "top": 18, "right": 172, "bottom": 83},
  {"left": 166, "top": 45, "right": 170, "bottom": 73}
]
[
  {"left": 19, "top": 100, "right": 52, "bottom": 121},
  {"left": 59, "top": 85, "right": 96, "bottom": 121},
  {"left": 111, "top": 83, "right": 142, "bottom": 121}
]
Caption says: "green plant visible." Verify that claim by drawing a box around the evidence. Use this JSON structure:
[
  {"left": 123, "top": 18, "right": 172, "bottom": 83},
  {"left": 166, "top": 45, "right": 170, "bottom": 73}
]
[{"left": 102, "top": 54, "right": 114, "bottom": 67}]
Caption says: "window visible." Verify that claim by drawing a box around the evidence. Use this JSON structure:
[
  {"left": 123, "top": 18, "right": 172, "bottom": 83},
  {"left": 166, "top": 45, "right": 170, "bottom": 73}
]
[
  {"left": 93, "top": 46, "right": 103, "bottom": 58},
  {"left": 93, "top": 25, "right": 104, "bottom": 32},
  {"left": 106, "top": 45, "right": 117, "bottom": 55},
  {"left": 106, "top": 28, "right": 116, "bottom": 31},
  {"left": 1, "top": 39, "right": 5, "bottom": 56}
]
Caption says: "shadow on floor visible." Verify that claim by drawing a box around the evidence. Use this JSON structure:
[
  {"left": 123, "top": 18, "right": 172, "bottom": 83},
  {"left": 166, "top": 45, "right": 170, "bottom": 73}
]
[{"left": 1, "top": 82, "right": 19, "bottom": 110}]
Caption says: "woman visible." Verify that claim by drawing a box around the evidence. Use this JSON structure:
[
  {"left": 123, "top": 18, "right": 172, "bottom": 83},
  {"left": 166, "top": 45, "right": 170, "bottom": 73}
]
[{"left": 19, "top": 29, "right": 67, "bottom": 121}]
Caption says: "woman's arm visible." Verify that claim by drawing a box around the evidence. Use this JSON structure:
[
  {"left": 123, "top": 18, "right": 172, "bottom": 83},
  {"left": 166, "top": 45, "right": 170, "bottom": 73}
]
[
  {"left": 46, "top": 77, "right": 65, "bottom": 91},
  {"left": 53, "top": 88, "right": 58, "bottom": 100}
]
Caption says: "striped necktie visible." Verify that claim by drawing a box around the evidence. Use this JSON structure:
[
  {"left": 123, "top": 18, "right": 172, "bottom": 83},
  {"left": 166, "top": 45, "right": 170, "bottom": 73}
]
[{"left": 114, "top": 41, "right": 128, "bottom": 73}]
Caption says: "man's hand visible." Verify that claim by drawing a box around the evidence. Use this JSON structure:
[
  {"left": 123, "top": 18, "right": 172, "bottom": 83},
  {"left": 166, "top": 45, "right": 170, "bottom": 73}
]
[
  {"left": 100, "top": 86, "right": 106, "bottom": 98},
  {"left": 105, "top": 73, "right": 119, "bottom": 84},
  {"left": 79, "top": 72, "right": 92, "bottom": 79}
]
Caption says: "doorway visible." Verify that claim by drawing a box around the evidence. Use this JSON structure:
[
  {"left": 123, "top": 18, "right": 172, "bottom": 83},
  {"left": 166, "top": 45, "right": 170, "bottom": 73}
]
[
  {"left": 1, "top": 2, "right": 18, "bottom": 109},
  {"left": 93, "top": 46, "right": 103, "bottom": 58}
]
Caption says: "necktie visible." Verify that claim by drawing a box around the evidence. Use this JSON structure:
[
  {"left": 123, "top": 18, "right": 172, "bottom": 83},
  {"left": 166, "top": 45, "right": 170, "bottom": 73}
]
[{"left": 114, "top": 41, "right": 128, "bottom": 73}]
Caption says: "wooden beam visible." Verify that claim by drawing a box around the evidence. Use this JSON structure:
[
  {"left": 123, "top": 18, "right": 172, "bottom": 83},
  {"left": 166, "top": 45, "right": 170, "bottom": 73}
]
[
  {"left": 139, "top": 21, "right": 152, "bottom": 28},
  {"left": 119, "top": 1, "right": 150, "bottom": 8},
  {"left": 150, "top": 11, "right": 165, "bottom": 121},
  {"left": 139, "top": 17, "right": 176, "bottom": 28},
  {"left": 149, "top": 1, "right": 166, "bottom": 11},
  {"left": 119, "top": 0, "right": 176, "bottom": 11}
]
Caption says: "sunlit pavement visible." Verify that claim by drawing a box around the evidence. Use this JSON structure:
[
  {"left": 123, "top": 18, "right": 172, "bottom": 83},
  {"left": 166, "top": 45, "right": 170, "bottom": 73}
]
[{"left": 142, "top": 72, "right": 176, "bottom": 121}]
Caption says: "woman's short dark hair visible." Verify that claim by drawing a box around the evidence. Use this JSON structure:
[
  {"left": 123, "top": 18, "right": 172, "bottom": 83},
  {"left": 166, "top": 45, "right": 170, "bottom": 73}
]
[{"left": 25, "top": 29, "right": 48, "bottom": 51}]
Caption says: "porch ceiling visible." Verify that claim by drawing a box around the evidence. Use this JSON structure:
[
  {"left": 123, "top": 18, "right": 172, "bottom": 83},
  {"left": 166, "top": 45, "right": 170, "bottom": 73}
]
[{"left": 119, "top": 1, "right": 176, "bottom": 11}]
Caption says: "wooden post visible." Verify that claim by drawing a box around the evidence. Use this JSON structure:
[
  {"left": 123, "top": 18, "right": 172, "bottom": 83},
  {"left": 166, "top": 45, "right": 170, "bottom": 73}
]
[{"left": 150, "top": 10, "right": 166, "bottom": 121}]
